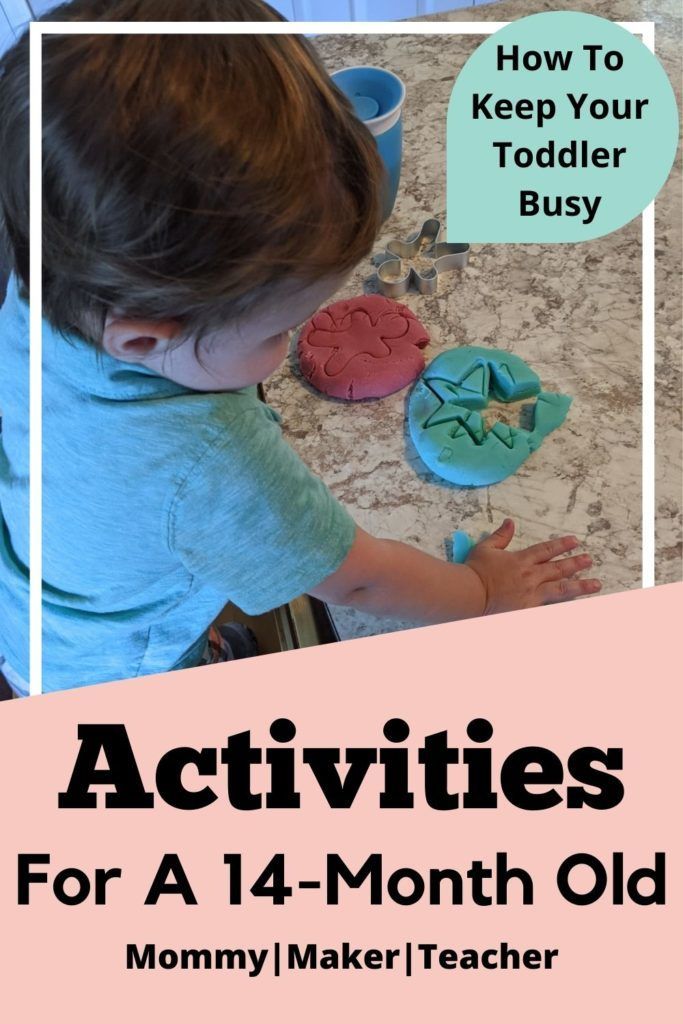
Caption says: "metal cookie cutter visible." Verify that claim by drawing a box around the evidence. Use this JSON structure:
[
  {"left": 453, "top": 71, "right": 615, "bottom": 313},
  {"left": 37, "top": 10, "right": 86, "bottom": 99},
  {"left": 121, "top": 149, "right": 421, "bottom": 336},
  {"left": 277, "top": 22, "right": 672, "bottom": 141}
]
[{"left": 373, "top": 217, "right": 469, "bottom": 298}]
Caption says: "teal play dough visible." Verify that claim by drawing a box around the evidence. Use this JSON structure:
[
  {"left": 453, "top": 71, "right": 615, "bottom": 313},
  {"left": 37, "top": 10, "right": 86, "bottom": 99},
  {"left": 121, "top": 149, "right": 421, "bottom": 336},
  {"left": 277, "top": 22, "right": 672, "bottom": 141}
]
[
  {"left": 409, "top": 346, "right": 571, "bottom": 486},
  {"left": 450, "top": 529, "right": 476, "bottom": 563}
]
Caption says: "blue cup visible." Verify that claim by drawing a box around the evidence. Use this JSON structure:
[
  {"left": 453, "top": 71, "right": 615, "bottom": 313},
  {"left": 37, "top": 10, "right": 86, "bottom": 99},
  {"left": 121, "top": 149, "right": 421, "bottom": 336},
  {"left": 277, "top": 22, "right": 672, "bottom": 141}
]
[{"left": 331, "top": 65, "right": 406, "bottom": 222}]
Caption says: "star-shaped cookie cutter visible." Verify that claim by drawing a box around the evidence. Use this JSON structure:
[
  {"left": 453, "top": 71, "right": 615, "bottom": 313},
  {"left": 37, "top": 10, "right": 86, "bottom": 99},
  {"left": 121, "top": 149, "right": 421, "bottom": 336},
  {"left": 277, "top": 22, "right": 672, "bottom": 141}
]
[{"left": 372, "top": 217, "right": 469, "bottom": 298}]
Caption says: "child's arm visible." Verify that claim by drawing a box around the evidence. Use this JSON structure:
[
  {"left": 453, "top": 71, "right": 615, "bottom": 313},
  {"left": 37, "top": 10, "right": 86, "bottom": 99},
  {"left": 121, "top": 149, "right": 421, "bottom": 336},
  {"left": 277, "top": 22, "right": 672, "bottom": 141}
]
[{"left": 309, "top": 518, "right": 600, "bottom": 622}]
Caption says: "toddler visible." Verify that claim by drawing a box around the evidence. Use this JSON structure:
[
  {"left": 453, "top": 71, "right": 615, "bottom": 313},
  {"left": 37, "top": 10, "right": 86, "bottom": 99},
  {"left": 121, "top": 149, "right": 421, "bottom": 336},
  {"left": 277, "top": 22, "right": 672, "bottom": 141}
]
[{"left": 0, "top": 0, "right": 600, "bottom": 694}]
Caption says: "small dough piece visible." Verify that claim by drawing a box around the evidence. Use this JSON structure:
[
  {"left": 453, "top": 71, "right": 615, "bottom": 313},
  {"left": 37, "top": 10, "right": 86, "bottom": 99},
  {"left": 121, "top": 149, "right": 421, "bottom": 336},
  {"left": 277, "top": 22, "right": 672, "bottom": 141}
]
[
  {"left": 298, "top": 294, "right": 430, "bottom": 400},
  {"left": 450, "top": 529, "right": 476, "bottom": 563},
  {"left": 409, "top": 346, "right": 572, "bottom": 487}
]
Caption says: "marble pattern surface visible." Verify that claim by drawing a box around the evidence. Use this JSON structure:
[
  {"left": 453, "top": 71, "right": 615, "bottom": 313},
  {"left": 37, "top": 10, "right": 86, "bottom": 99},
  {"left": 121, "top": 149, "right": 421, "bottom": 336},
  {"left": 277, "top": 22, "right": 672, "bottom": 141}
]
[{"left": 264, "top": 0, "right": 682, "bottom": 641}]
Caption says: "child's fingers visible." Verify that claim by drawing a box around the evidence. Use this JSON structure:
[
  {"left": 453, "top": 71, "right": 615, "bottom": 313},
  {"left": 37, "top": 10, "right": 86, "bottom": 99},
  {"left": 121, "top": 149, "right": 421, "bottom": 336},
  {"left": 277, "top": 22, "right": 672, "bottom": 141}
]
[
  {"left": 535, "top": 552, "right": 593, "bottom": 584},
  {"left": 523, "top": 534, "right": 579, "bottom": 564},
  {"left": 541, "top": 577, "right": 602, "bottom": 603},
  {"left": 478, "top": 518, "right": 515, "bottom": 550}
]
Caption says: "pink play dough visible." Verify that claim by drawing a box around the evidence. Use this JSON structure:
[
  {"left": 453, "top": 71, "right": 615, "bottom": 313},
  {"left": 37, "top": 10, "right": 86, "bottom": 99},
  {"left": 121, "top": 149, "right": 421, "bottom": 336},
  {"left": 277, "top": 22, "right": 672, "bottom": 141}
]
[{"left": 297, "top": 294, "right": 430, "bottom": 400}]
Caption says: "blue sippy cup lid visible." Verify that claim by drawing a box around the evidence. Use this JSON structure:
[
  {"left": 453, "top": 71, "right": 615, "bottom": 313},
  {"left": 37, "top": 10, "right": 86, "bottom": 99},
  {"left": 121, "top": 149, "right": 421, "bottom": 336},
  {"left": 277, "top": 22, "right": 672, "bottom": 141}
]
[{"left": 351, "top": 93, "right": 380, "bottom": 121}]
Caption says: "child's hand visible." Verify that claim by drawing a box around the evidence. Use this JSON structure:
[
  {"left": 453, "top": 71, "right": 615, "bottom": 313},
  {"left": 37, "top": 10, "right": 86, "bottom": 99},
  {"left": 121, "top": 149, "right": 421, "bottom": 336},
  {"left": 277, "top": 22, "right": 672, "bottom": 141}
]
[
  {"left": 466, "top": 518, "right": 601, "bottom": 614},
  {"left": 312, "top": 522, "right": 600, "bottom": 625}
]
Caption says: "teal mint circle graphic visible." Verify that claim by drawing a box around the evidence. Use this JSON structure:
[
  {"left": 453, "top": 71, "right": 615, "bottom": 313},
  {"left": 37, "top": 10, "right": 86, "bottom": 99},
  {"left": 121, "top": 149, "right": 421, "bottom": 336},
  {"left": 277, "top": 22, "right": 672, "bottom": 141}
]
[{"left": 447, "top": 12, "right": 679, "bottom": 242}]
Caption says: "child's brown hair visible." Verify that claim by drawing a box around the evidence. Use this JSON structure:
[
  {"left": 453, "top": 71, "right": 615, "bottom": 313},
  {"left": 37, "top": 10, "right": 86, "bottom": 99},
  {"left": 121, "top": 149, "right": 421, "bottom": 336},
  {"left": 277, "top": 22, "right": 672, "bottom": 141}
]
[{"left": 0, "top": 0, "right": 385, "bottom": 342}]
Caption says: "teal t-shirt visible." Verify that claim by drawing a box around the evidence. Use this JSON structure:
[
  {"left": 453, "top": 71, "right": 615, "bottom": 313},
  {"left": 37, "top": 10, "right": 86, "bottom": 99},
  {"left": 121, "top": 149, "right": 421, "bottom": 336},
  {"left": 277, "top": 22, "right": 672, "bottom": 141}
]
[{"left": 0, "top": 276, "right": 355, "bottom": 693}]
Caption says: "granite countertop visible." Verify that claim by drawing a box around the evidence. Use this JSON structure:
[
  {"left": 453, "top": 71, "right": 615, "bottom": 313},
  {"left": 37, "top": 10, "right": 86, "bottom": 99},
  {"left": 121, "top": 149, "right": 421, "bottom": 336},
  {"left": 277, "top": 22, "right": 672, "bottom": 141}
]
[{"left": 264, "top": 0, "right": 682, "bottom": 642}]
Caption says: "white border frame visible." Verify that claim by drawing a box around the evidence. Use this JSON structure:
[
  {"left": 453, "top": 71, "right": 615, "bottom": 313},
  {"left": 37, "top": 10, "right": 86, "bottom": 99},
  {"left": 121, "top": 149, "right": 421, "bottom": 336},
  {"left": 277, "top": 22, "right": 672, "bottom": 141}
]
[{"left": 28, "top": 20, "right": 657, "bottom": 696}]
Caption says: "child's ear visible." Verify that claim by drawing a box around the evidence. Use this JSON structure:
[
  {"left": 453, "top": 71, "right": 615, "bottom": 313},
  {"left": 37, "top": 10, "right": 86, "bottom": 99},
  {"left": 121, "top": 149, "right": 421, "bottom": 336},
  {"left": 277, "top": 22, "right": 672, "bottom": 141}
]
[{"left": 101, "top": 316, "right": 183, "bottom": 363}]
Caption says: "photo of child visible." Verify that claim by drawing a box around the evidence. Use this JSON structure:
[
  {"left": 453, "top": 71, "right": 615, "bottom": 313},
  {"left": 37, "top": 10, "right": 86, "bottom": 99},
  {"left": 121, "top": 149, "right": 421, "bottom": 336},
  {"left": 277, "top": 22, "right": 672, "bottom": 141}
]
[{"left": 0, "top": 0, "right": 679, "bottom": 696}]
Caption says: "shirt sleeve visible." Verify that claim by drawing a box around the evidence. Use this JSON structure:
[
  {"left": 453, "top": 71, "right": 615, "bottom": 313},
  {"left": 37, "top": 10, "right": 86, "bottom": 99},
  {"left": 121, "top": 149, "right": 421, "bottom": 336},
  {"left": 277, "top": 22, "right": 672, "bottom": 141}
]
[{"left": 167, "top": 405, "right": 357, "bottom": 615}]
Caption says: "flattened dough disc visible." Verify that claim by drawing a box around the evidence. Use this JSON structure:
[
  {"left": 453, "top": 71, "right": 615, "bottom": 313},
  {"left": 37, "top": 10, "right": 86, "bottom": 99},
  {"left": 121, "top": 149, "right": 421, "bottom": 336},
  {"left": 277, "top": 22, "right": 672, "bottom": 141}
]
[
  {"left": 298, "top": 295, "right": 430, "bottom": 400},
  {"left": 409, "top": 346, "right": 572, "bottom": 486}
]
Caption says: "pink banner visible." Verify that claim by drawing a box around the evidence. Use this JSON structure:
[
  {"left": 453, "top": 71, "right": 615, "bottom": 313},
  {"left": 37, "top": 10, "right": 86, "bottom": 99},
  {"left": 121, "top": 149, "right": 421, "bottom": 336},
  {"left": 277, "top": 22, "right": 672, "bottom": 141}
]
[{"left": 1, "top": 584, "right": 680, "bottom": 1021}]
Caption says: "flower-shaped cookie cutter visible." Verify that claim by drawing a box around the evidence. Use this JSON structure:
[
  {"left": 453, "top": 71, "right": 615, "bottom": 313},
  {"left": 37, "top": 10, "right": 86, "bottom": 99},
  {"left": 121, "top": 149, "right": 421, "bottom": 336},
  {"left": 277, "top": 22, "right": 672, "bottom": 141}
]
[{"left": 372, "top": 217, "right": 469, "bottom": 298}]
